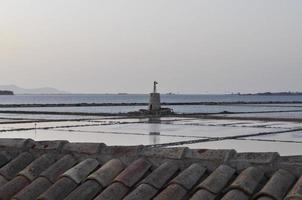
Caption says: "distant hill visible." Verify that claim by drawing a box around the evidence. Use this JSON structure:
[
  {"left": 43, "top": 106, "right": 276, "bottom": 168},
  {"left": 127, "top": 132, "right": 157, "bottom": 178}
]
[
  {"left": 0, "top": 85, "right": 66, "bottom": 94},
  {"left": 0, "top": 90, "right": 14, "bottom": 95}
]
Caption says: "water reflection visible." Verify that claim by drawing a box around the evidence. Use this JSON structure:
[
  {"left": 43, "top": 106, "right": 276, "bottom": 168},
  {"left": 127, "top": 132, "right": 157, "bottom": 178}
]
[{"left": 148, "top": 117, "right": 161, "bottom": 145}]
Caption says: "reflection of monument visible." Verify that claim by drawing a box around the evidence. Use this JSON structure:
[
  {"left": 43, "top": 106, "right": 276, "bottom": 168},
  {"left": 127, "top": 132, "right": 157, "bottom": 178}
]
[
  {"left": 149, "top": 81, "right": 161, "bottom": 111},
  {"left": 148, "top": 117, "right": 160, "bottom": 145}
]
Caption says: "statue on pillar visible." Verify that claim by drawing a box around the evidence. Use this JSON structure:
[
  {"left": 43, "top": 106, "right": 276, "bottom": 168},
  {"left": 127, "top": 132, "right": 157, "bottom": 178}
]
[{"left": 153, "top": 81, "right": 158, "bottom": 93}]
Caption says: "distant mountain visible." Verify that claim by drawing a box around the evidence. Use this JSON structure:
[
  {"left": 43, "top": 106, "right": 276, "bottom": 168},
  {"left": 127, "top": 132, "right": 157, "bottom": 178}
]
[
  {"left": 0, "top": 90, "right": 14, "bottom": 95},
  {"left": 0, "top": 85, "right": 66, "bottom": 94}
]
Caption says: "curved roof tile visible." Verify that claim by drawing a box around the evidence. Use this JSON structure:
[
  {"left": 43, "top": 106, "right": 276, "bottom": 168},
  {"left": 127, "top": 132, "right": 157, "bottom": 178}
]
[
  {"left": 198, "top": 165, "right": 236, "bottom": 194},
  {"left": 255, "top": 169, "right": 296, "bottom": 200},
  {"left": 0, "top": 139, "right": 300, "bottom": 199}
]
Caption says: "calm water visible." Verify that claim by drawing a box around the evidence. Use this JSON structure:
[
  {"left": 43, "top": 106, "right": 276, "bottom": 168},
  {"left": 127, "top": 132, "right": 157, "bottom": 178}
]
[
  {"left": 1, "top": 94, "right": 302, "bottom": 104},
  {"left": 1, "top": 94, "right": 302, "bottom": 115}
]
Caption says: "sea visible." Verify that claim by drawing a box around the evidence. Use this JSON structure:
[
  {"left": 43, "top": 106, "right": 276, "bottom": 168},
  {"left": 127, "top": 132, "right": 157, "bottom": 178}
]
[{"left": 0, "top": 94, "right": 302, "bottom": 116}]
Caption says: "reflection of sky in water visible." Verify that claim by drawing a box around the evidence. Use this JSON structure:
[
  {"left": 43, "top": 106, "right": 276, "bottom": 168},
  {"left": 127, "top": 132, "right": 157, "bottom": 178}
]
[
  {"left": 226, "top": 111, "right": 302, "bottom": 119},
  {"left": 64, "top": 123, "right": 280, "bottom": 138},
  {"left": 248, "top": 131, "right": 302, "bottom": 141},
  {"left": 0, "top": 116, "right": 301, "bottom": 156},
  {"left": 0, "top": 129, "right": 196, "bottom": 146}
]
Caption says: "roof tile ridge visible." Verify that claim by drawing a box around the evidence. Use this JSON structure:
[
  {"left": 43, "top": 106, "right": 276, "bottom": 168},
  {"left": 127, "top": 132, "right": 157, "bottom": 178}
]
[
  {"left": 225, "top": 151, "right": 280, "bottom": 172},
  {"left": 252, "top": 169, "right": 297, "bottom": 200},
  {"left": 0, "top": 138, "right": 35, "bottom": 152},
  {"left": 169, "top": 163, "right": 206, "bottom": 191},
  {"left": 225, "top": 166, "right": 265, "bottom": 196},
  {"left": 196, "top": 164, "right": 236, "bottom": 195}
]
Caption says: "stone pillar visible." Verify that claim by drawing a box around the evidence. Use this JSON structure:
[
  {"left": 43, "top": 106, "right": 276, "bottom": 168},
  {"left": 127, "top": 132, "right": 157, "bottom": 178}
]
[{"left": 149, "top": 93, "right": 161, "bottom": 111}]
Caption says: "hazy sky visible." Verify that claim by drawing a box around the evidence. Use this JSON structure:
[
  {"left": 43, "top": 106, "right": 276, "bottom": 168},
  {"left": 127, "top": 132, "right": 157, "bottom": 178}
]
[{"left": 0, "top": 0, "right": 301, "bottom": 93}]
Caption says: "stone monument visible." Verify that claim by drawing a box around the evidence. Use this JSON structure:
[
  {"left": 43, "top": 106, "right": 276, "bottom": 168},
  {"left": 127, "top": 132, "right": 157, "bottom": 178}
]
[{"left": 149, "top": 81, "right": 161, "bottom": 111}]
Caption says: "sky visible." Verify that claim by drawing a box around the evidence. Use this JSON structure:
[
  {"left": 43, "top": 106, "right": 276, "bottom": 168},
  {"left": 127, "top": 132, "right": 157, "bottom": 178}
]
[{"left": 0, "top": 0, "right": 301, "bottom": 94}]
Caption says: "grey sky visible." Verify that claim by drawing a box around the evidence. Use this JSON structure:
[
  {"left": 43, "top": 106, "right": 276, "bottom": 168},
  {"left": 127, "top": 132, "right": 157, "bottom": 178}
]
[{"left": 0, "top": 0, "right": 301, "bottom": 93}]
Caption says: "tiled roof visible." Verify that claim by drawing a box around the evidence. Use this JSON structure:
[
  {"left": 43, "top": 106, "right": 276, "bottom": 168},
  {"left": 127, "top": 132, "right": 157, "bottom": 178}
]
[{"left": 0, "top": 138, "right": 301, "bottom": 200}]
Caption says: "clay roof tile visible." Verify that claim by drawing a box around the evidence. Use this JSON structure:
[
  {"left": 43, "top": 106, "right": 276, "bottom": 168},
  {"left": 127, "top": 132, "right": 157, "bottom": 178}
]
[
  {"left": 255, "top": 169, "right": 296, "bottom": 200},
  {"left": 141, "top": 160, "right": 179, "bottom": 189},
  {"left": 170, "top": 163, "right": 206, "bottom": 190},
  {"left": 87, "top": 158, "right": 124, "bottom": 187},
  {"left": 18, "top": 154, "right": 57, "bottom": 181},
  {"left": 114, "top": 158, "right": 151, "bottom": 187},
  {"left": 229, "top": 166, "right": 264, "bottom": 195},
  {"left": 94, "top": 182, "right": 129, "bottom": 200},
  {"left": 285, "top": 176, "right": 302, "bottom": 200},
  {"left": 61, "top": 158, "right": 99, "bottom": 184},
  {"left": 198, "top": 165, "right": 236, "bottom": 194},
  {"left": 0, "top": 152, "right": 33, "bottom": 180}
]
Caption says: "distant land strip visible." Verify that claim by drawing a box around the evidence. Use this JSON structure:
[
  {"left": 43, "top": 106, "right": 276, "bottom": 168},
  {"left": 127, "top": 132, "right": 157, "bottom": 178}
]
[{"left": 1, "top": 101, "right": 302, "bottom": 108}]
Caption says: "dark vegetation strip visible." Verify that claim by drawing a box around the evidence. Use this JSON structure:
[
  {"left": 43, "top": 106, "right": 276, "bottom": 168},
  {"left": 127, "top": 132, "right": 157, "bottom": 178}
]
[{"left": 1, "top": 101, "right": 302, "bottom": 108}]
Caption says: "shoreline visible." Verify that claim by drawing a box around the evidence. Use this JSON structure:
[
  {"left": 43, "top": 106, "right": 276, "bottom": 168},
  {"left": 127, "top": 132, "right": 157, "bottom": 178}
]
[{"left": 0, "top": 101, "right": 302, "bottom": 108}]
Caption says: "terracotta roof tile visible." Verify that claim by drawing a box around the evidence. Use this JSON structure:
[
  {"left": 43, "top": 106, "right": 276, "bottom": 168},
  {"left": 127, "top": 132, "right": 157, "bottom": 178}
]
[
  {"left": 13, "top": 177, "right": 52, "bottom": 200},
  {"left": 154, "top": 183, "right": 187, "bottom": 200},
  {"left": 61, "top": 158, "right": 99, "bottom": 184},
  {"left": 0, "top": 175, "right": 8, "bottom": 187},
  {"left": 141, "top": 161, "right": 179, "bottom": 189},
  {"left": 255, "top": 169, "right": 296, "bottom": 200},
  {"left": 0, "top": 176, "right": 30, "bottom": 200},
  {"left": 228, "top": 166, "right": 264, "bottom": 195},
  {"left": 114, "top": 158, "right": 151, "bottom": 187},
  {"left": 190, "top": 189, "right": 216, "bottom": 200},
  {"left": 170, "top": 163, "right": 206, "bottom": 190},
  {"left": 197, "top": 165, "right": 236, "bottom": 194},
  {"left": 221, "top": 189, "right": 249, "bottom": 200},
  {"left": 123, "top": 183, "right": 158, "bottom": 200},
  {"left": 12, "top": 155, "right": 76, "bottom": 200},
  {"left": 64, "top": 179, "right": 102, "bottom": 200},
  {"left": 40, "top": 154, "right": 76, "bottom": 183},
  {"left": 18, "top": 154, "right": 56, "bottom": 181},
  {"left": 257, "top": 197, "right": 275, "bottom": 200},
  {"left": 0, "top": 152, "right": 33, "bottom": 180},
  {"left": 87, "top": 158, "right": 124, "bottom": 187},
  {"left": 0, "top": 152, "right": 11, "bottom": 168},
  {"left": 0, "top": 138, "right": 301, "bottom": 200},
  {"left": 94, "top": 182, "right": 129, "bottom": 200},
  {"left": 285, "top": 176, "right": 302, "bottom": 200},
  {"left": 37, "top": 177, "right": 77, "bottom": 200}
]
